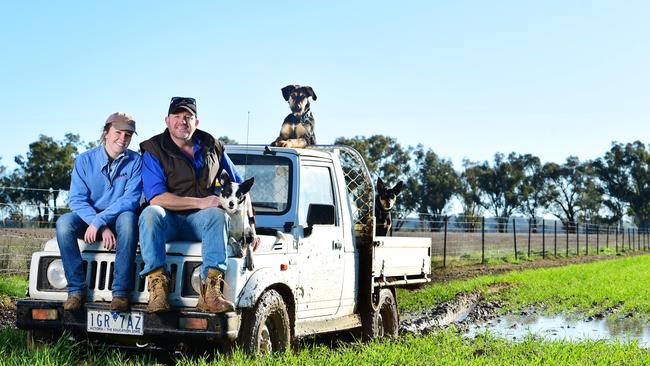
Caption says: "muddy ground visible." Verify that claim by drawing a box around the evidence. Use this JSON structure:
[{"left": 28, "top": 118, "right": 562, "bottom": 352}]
[{"left": 1, "top": 252, "right": 646, "bottom": 333}]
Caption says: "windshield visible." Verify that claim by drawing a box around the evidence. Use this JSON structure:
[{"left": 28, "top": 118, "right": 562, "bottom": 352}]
[{"left": 228, "top": 154, "right": 292, "bottom": 214}]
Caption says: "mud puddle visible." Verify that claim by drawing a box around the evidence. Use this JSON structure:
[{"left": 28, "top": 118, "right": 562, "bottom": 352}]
[
  {"left": 400, "top": 286, "right": 650, "bottom": 347},
  {"left": 466, "top": 313, "right": 650, "bottom": 347}
]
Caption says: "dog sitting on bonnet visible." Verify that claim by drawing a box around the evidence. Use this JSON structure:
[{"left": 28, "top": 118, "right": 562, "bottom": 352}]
[
  {"left": 271, "top": 84, "right": 317, "bottom": 148},
  {"left": 217, "top": 171, "right": 256, "bottom": 271}
]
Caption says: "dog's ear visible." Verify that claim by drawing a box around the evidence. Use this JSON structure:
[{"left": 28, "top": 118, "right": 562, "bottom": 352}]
[
  {"left": 303, "top": 86, "right": 317, "bottom": 101},
  {"left": 281, "top": 85, "right": 296, "bottom": 101},
  {"left": 220, "top": 170, "right": 231, "bottom": 186},
  {"left": 239, "top": 177, "right": 255, "bottom": 195},
  {"left": 377, "top": 177, "right": 385, "bottom": 192},
  {"left": 393, "top": 181, "right": 405, "bottom": 194}
]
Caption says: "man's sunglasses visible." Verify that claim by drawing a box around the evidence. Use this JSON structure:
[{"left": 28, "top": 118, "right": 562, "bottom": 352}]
[{"left": 170, "top": 97, "right": 196, "bottom": 105}]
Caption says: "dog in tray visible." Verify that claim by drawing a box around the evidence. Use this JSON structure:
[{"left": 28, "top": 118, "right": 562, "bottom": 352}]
[
  {"left": 217, "top": 171, "right": 257, "bottom": 271},
  {"left": 375, "top": 177, "right": 405, "bottom": 237},
  {"left": 270, "top": 84, "right": 317, "bottom": 148}
]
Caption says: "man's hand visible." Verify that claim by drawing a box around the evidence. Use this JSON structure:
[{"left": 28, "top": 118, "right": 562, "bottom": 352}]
[
  {"left": 102, "top": 227, "right": 117, "bottom": 250},
  {"left": 252, "top": 235, "right": 261, "bottom": 251},
  {"left": 198, "top": 195, "right": 223, "bottom": 210},
  {"left": 84, "top": 224, "right": 99, "bottom": 243}
]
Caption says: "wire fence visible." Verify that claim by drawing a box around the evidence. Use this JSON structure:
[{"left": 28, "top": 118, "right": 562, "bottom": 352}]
[
  {"left": 394, "top": 216, "right": 649, "bottom": 268},
  {"left": 0, "top": 214, "right": 648, "bottom": 275}
]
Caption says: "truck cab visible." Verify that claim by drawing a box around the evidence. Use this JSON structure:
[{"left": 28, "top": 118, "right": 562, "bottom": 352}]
[{"left": 16, "top": 145, "right": 431, "bottom": 353}]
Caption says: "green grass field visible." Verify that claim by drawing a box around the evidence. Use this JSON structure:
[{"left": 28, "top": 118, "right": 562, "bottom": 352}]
[{"left": 2, "top": 255, "right": 650, "bottom": 365}]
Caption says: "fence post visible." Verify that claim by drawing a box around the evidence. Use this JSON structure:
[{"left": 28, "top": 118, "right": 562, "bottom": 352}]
[
  {"left": 481, "top": 216, "right": 485, "bottom": 264},
  {"left": 585, "top": 223, "right": 589, "bottom": 256},
  {"left": 606, "top": 225, "right": 609, "bottom": 249},
  {"left": 554, "top": 220, "right": 557, "bottom": 257},
  {"left": 576, "top": 223, "right": 580, "bottom": 256},
  {"left": 619, "top": 225, "right": 622, "bottom": 253},
  {"left": 566, "top": 222, "right": 569, "bottom": 257},
  {"left": 443, "top": 216, "right": 448, "bottom": 268},
  {"left": 542, "top": 219, "right": 546, "bottom": 258},
  {"left": 596, "top": 224, "right": 599, "bottom": 254},
  {"left": 513, "top": 218, "right": 518, "bottom": 260},
  {"left": 528, "top": 219, "right": 533, "bottom": 259}
]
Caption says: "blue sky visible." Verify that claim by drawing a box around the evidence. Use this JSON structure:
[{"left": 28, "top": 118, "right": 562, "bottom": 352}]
[{"left": 1, "top": 1, "right": 648, "bottom": 172}]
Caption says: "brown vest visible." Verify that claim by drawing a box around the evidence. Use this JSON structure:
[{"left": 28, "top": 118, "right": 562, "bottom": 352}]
[{"left": 140, "top": 129, "right": 224, "bottom": 199}]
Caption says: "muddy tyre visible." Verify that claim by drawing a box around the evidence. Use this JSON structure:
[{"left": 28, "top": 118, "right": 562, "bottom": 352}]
[
  {"left": 238, "top": 289, "right": 291, "bottom": 354},
  {"left": 361, "top": 288, "right": 399, "bottom": 341}
]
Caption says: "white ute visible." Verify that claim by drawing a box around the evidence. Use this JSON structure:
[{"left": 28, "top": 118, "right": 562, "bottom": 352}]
[{"left": 17, "top": 145, "right": 431, "bottom": 353}]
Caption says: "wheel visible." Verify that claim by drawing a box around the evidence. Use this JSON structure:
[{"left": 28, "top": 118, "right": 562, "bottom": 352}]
[
  {"left": 361, "top": 288, "right": 399, "bottom": 341},
  {"left": 238, "top": 289, "right": 291, "bottom": 354}
]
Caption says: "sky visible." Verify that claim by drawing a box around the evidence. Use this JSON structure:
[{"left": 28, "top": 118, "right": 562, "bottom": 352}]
[{"left": 0, "top": 1, "right": 648, "bottom": 173}]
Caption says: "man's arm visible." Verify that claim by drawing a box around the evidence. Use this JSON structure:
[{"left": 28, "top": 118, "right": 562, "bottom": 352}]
[{"left": 143, "top": 151, "right": 221, "bottom": 211}]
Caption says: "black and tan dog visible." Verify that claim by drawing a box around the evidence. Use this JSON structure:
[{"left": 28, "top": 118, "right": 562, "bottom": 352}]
[
  {"left": 375, "top": 177, "right": 404, "bottom": 237},
  {"left": 271, "top": 84, "right": 317, "bottom": 148}
]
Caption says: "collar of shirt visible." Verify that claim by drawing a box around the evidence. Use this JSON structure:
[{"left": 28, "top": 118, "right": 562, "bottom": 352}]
[{"left": 98, "top": 147, "right": 126, "bottom": 178}]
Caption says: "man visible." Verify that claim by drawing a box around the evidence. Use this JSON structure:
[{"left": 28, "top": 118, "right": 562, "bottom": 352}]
[
  {"left": 57, "top": 112, "right": 142, "bottom": 312},
  {"left": 139, "top": 96, "right": 243, "bottom": 313}
]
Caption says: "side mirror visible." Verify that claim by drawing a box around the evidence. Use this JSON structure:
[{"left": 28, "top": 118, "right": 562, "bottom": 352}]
[{"left": 304, "top": 204, "right": 335, "bottom": 237}]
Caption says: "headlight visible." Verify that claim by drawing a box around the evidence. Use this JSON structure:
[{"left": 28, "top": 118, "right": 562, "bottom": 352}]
[
  {"left": 191, "top": 266, "right": 202, "bottom": 295},
  {"left": 46, "top": 259, "right": 67, "bottom": 290}
]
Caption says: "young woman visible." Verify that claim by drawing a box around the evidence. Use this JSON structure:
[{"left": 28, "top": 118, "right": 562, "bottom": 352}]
[{"left": 56, "top": 112, "right": 142, "bottom": 312}]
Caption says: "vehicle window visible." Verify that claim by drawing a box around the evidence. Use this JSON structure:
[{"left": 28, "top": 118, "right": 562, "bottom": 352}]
[
  {"left": 298, "top": 165, "right": 336, "bottom": 226},
  {"left": 229, "top": 154, "right": 291, "bottom": 214}
]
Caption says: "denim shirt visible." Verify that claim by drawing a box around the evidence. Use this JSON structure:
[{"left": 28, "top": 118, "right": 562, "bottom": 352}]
[{"left": 68, "top": 146, "right": 143, "bottom": 228}]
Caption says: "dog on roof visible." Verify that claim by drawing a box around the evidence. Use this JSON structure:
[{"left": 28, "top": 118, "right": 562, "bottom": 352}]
[{"left": 270, "top": 84, "right": 317, "bottom": 148}]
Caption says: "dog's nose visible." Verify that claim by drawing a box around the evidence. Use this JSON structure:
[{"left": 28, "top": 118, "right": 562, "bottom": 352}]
[{"left": 229, "top": 202, "right": 234, "bottom": 209}]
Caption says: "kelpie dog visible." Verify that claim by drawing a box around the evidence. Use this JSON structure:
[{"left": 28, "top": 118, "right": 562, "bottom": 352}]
[
  {"left": 271, "top": 84, "right": 317, "bottom": 148},
  {"left": 375, "top": 177, "right": 404, "bottom": 237},
  {"left": 217, "top": 171, "right": 256, "bottom": 270}
]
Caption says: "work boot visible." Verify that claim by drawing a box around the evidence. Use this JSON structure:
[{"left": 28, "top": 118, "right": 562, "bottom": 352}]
[
  {"left": 146, "top": 268, "right": 170, "bottom": 313},
  {"left": 63, "top": 293, "right": 85, "bottom": 311},
  {"left": 110, "top": 296, "right": 130, "bottom": 312},
  {"left": 197, "top": 268, "right": 234, "bottom": 313}
]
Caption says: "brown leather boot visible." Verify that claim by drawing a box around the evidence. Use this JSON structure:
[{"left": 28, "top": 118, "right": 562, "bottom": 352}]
[
  {"left": 63, "top": 293, "right": 85, "bottom": 311},
  {"left": 110, "top": 296, "right": 130, "bottom": 312},
  {"left": 146, "top": 268, "right": 170, "bottom": 313},
  {"left": 197, "top": 268, "right": 234, "bottom": 313}
]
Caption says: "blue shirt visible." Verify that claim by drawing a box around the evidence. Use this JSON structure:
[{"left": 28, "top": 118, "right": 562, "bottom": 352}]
[
  {"left": 142, "top": 141, "right": 243, "bottom": 201},
  {"left": 68, "top": 146, "right": 143, "bottom": 228}
]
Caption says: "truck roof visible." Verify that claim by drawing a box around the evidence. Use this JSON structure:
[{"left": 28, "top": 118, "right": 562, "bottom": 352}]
[{"left": 224, "top": 144, "right": 339, "bottom": 160}]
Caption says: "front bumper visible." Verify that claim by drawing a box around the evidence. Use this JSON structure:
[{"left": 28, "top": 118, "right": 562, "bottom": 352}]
[{"left": 16, "top": 299, "right": 240, "bottom": 347}]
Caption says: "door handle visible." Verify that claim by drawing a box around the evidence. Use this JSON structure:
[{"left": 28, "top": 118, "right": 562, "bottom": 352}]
[{"left": 333, "top": 240, "right": 343, "bottom": 250}]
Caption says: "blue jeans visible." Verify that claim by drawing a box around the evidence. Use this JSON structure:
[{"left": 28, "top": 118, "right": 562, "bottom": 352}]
[
  {"left": 138, "top": 205, "right": 229, "bottom": 280},
  {"left": 56, "top": 211, "right": 138, "bottom": 298}
]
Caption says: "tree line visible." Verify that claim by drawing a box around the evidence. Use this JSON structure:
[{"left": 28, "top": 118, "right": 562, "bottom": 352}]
[
  {"left": 335, "top": 136, "right": 650, "bottom": 232},
  {"left": 1, "top": 134, "right": 649, "bottom": 231}
]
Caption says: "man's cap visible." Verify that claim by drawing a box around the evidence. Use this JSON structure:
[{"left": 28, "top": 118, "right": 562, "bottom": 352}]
[
  {"left": 168, "top": 96, "right": 197, "bottom": 116},
  {"left": 105, "top": 112, "right": 136, "bottom": 134}
]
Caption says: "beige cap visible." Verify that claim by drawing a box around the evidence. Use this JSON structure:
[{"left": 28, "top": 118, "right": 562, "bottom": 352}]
[{"left": 105, "top": 112, "right": 136, "bottom": 133}]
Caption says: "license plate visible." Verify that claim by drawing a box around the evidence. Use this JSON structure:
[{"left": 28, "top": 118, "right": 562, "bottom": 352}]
[{"left": 87, "top": 309, "right": 144, "bottom": 335}]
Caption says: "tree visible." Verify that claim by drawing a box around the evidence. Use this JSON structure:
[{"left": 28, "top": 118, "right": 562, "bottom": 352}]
[
  {"left": 594, "top": 141, "right": 650, "bottom": 228},
  {"left": 515, "top": 154, "right": 549, "bottom": 231},
  {"left": 218, "top": 136, "right": 238, "bottom": 145},
  {"left": 14, "top": 134, "right": 83, "bottom": 226},
  {"left": 463, "top": 153, "right": 525, "bottom": 232},
  {"left": 541, "top": 156, "right": 591, "bottom": 231},
  {"left": 334, "top": 135, "right": 411, "bottom": 185},
  {"left": 401, "top": 145, "right": 459, "bottom": 231},
  {"left": 457, "top": 159, "right": 484, "bottom": 232}
]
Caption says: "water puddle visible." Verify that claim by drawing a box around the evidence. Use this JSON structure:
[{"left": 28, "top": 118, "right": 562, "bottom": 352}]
[{"left": 466, "top": 314, "right": 650, "bottom": 347}]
